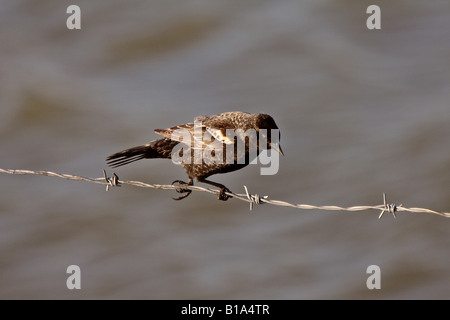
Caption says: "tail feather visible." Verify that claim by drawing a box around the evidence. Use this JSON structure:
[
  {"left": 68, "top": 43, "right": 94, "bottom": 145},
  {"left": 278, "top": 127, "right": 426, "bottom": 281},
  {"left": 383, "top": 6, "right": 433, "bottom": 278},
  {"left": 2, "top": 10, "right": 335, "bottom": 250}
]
[
  {"left": 106, "top": 138, "right": 177, "bottom": 168},
  {"left": 106, "top": 146, "right": 148, "bottom": 168}
]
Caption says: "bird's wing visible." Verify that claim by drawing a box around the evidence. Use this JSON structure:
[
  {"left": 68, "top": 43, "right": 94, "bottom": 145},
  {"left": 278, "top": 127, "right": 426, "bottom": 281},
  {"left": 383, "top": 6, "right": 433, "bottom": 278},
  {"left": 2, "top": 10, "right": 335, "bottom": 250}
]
[
  {"left": 154, "top": 123, "right": 196, "bottom": 150},
  {"left": 155, "top": 117, "right": 238, "bottom": 147},
  {"left": 154, "top": 122, "right": 214, "bottom": 150},
  {"left": 198, "top": 117, "right": 237, "bottom": 145},
  {"left": 154, "top": 122, "right": 194, "bottom": 141}
]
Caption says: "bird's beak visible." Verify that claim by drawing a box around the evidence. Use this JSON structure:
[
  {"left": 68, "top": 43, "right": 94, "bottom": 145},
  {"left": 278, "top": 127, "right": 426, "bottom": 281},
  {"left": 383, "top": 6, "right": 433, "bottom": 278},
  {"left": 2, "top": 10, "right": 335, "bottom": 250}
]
[{"left": 271, "top": 142, "right": 284, "bottom": 156}]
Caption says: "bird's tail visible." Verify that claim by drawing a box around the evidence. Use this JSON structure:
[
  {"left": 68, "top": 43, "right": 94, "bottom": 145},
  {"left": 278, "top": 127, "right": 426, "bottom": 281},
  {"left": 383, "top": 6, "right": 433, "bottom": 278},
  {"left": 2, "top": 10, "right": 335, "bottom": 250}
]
[{"left": 106, "top": 138, "right": 177, "bottom": 168}]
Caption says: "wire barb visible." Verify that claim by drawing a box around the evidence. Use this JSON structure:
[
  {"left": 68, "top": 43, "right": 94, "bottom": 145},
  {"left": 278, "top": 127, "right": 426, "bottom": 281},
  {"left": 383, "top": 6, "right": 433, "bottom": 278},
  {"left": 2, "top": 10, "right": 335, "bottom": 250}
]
[
  {"left": 0, "top": 168, "right": 449, "bottom": 219},
  {"left": 103, "top": 169, "right": 121, "bottom": 191},
  {"left": 378, "top": 192, "right": 401, "bottom": 219},
  {"left": 243, "top": 185, "right": 268, "bottom": 211}
]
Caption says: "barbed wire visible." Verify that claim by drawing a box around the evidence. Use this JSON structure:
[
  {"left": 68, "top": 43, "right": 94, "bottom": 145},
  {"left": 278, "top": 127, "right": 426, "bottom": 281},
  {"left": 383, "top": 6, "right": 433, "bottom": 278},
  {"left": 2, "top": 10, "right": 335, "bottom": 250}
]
[{"left": 0, "top": 168, "right": 448, "bottom": 219}]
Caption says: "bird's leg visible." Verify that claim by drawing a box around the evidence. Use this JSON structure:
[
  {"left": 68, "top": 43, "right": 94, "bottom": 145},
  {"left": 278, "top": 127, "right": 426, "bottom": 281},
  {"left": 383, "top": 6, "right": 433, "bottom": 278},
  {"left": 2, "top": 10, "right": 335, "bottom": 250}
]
[
  {"left": 172, "top": 178, "right": 193, "bottom": 200},
  {"left": 199, "top": 179, "right": 232, "bottom": 201}
]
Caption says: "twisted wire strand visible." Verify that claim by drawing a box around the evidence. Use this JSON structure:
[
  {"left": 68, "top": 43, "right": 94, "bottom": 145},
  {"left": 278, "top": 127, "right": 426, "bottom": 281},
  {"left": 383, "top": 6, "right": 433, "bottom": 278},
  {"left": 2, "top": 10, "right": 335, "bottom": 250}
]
[{"left": 1, "top": 168, "right": 448, "bottom": 218}]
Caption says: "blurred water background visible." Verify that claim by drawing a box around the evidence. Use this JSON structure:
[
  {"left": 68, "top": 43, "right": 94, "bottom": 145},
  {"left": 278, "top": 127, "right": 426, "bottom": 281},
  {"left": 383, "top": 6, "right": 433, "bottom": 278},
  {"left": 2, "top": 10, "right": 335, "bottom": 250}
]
[{"left": 0, "top": 0, "right": 449, "bottom": 299}]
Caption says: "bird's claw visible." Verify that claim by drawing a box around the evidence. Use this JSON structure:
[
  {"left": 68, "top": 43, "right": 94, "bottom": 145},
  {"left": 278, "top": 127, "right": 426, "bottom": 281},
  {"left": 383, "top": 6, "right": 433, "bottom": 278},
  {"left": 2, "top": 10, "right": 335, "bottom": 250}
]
[
  {"left": 218, "top": 187, "right": 232, "bottom": 201},
  {"left": 172, "top": 180, "right": 192, "bottom": 200}
]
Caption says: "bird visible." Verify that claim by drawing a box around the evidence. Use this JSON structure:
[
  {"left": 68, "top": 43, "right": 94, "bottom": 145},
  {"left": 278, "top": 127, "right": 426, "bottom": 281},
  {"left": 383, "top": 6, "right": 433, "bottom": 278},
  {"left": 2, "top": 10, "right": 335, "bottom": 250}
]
[{"left": 106, "top": 111, "right": 283, "bottom": 201}]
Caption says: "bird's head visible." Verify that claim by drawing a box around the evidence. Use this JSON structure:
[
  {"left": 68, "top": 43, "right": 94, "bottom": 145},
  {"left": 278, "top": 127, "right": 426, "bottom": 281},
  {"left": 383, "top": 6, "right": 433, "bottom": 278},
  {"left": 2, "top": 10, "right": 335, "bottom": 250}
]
[{"left": 255, "top": 114, "right": 284, "bottom": 156}]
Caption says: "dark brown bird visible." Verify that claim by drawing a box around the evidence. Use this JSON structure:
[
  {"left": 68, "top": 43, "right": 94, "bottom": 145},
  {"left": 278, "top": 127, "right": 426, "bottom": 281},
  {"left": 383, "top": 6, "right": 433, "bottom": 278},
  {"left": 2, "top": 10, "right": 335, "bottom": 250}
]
[{"left": 106, "top": 111, "right": 283, "bottom": 200}]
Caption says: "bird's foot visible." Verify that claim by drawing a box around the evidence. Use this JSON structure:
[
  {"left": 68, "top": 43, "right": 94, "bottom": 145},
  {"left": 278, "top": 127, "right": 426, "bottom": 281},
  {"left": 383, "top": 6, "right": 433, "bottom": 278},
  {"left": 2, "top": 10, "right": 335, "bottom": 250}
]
[
  {"left": 218, "top": 187, "right": 232, "bottom": 201},
  {"left": 172, "top": 180, "right": 192, "bottom": 200}
]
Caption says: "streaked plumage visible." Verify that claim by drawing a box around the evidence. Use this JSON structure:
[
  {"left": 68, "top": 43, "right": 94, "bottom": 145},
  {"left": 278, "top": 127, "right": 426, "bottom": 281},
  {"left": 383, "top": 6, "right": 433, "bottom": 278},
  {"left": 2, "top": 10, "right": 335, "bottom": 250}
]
[{"left": 106, "top": 111, "right": 283, "bottom": 200}]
